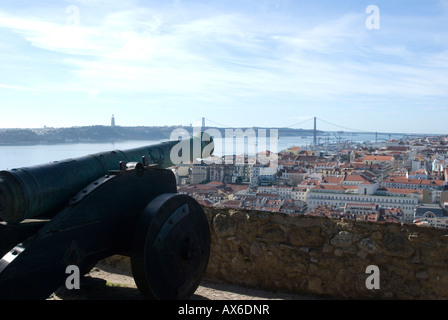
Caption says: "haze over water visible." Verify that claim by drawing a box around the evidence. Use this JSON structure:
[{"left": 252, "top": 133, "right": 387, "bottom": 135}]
[{"left": 0, "top": 132, "right": 416, "bottom": 170}]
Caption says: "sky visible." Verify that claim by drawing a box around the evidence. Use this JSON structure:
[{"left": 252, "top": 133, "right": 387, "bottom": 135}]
[{"left": 0, "top": 0, "right": 447, "bottom": 134}]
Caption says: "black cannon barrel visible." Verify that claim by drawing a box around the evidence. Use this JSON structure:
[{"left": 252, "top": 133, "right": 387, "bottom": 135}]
[{"left": 0, "top": 132, "right": 213, "bottom": 224}]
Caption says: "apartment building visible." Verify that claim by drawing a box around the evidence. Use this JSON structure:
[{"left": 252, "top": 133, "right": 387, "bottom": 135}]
[
  {"left": 381, "top": 176, "right": 446, "bottom": 190},
  {"left": 363, "top": 155, "right": 395, "bottom": 165},
  {"left": 257, "top": 186, "right": 309, "bottom": 202},
  {"left": 413, "top": 203, "right": 448, "bottom": 229},
  {"left": 257, "top": 186, "right": 292, "bottom": 199},
  {"left": 306, "top": 184, "right": 419, "bottom": 223},
  {"left": 381, "top": 176, "right": 446, "bottom": 204},
  {"left": 191, "top": 163, "right": 209, "bottom": 184},
  {"left": 208, "top": 163, "right": 234, "bottom": 184}
]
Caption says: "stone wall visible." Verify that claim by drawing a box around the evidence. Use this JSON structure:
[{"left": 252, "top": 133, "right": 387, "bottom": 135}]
[{"left": 204, "top": 207, "right": 448, "bottom": 299}]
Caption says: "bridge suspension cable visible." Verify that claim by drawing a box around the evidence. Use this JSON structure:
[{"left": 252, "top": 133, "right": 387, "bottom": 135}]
[
  {"left": 195, "top": 116, "right": 406, "bottom": 138},
  {"left": 281, "top": 117, "right": 315, "bottom": 129},
  {"left": 316, "top": 117, "right": 367, "bottom": 133},
  {"left": 200, "top": 117, "right": 316, "bottom": 129},
  {"left": 203, "top": 118, "right": 232, "bottom": 128}
]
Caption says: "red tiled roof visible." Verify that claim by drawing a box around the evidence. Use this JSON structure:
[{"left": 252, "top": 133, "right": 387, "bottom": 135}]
[
  {"left": 384, "top": 177, "right": 445, "bottom": 186},
  {"left": 196, "top": 199, "right": 214, "bottom": 206},
  {"left": 228, "top": 184, "right": 250, "bottom": 192},
  {"left": 312, "top": 184, "right": 358, "bottom": 191},
  {"left": 322, "top": 177, "right": 344, "bottom": 184},
  {"left": 346, "top": 203, "right": 378, "bottom": 207},
  {"left": 219, "top": 200, "right": 242, "bottom": 208},
  {"left": 382, "top": 188, "right": 423, "bottom": 195},
  {"left": 207, "top": 181, "right": 224, "bottom": 186},
  {"left": 364, "top": 155, "right": 394, "bottom": 161},
  {"left": 256, "top": 193, "right": 281, "bottom": 198}
]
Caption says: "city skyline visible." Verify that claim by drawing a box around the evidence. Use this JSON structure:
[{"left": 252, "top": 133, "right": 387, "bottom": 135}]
[{"left": 0, "top": 1, "right": 447, "bottom": 133}]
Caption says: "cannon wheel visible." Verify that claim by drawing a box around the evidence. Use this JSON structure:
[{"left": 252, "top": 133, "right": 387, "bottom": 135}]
[{"left": 130, "top": 193, "right": 210, "bottom": 300}]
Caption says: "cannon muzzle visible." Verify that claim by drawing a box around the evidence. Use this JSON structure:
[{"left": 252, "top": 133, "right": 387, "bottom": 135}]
[{"left": 0, "top": 132, "right": 213, "bottom": 224}]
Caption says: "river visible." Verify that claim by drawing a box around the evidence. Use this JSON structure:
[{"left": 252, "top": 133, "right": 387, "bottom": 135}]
[{"left": 0, "top": 132, "right": 416, "bottom": 170}]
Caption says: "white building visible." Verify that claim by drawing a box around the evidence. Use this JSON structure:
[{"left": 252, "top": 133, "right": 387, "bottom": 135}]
[
  {"left": 191, "top": 164, "right": 209, "bottom": 184},
  {"left": 432, "top": 159, "right": 445, "bottom": 178},
  {"left": 414, "top": 218, "right": 448, "bottom": 229},
  {"left": 257, "top": 186, "right": 292, "bottom": 199},
  {"left": 344, "top": 203, "right": 379, "bottom": 215},
  {"left": 381, "top": 177, "right": 446, "bottom": 191},
  {"left": 413, "top": 203, "right": 448, "bottom": 229},
  {"left": 250, "top": 165, "right": 277, "bottom": 186},
  {"left": 306, "top": 184, "right": 419, "bottom": 223},
  {"left": 411, "top": 158, "right": 426, "bottom": 172},
  {"left": 292, "top": 187, "right": 309, "bottom": 203}
]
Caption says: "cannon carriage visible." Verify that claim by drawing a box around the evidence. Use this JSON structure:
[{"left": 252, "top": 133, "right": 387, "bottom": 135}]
[{"left": 0, "top": 133, "right": 213, "bottom": 300}]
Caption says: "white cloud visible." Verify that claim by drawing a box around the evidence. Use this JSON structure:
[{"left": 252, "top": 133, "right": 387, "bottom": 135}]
[
  {"left": 0, "top": 12, "right": 109, "bottom": 55},
  {"left": 1, "top": 5, "right": 446, "bottom": 100},
  {"left": 0, "top": 83, "right": 42, "bottom": 92},
  {"left": 0, "top": 1, "right": 447, "bottom": 130}
]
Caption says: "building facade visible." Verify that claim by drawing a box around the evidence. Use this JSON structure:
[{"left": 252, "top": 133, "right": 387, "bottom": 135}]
[{"left": 306, "top": 186, "right": 418, "bottom": 223}]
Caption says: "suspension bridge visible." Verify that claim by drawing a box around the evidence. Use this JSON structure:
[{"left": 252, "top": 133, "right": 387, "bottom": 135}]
[{"left": 189, "top": 116, "right": 422, "bottom": 146}]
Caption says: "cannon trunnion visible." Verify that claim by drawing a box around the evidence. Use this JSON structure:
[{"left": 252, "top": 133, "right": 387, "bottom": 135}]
[{"left": 0, "top": 162, "right": 211, "bottom": 300}]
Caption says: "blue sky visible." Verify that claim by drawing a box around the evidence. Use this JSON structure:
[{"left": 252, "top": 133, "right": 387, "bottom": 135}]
[{"left": 0, "top": 0, "right": 447, "bottom": 134}]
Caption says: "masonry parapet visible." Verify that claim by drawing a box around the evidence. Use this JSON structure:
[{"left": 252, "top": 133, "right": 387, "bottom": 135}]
[{"left": 204, "top": 206, "right": 448, "bottom": 299}]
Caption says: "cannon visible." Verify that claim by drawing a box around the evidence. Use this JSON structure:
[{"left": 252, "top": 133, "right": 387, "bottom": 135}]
[{"left": 0, "top": 132, "right": 213, "bottom": 300}]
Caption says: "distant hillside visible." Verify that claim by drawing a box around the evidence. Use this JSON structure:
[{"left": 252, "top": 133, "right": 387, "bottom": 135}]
[{"left": 0, "top": 126, "right": 320, "bottom": 145}]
